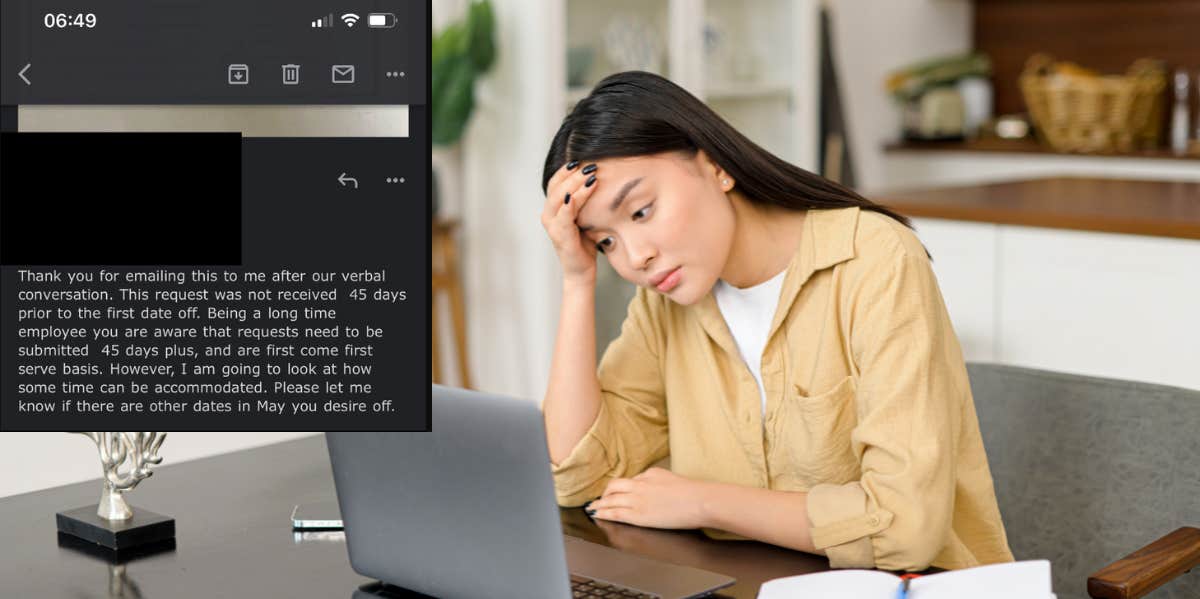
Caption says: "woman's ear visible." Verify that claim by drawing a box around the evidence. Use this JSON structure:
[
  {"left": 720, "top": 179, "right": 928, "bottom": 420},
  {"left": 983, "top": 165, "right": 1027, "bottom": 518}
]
[{"left": 695, "top": 149, "right": 734, "bottom": 192}]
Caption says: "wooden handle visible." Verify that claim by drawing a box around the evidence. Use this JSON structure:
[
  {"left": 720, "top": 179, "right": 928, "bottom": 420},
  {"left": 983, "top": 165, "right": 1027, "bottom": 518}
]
[
  {"left": 1021, "top": 52, "right": 1055, "bottom": 77},
  {"left": 1087, "top": 526, "right": 1200, "bottom": 599}
]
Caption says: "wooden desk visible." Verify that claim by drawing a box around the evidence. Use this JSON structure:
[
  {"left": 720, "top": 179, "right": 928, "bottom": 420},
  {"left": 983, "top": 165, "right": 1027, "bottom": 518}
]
[
  {"left": 0, "top": 436, "right": 885, "bottom": 598},
  {"left": 873, "top": 176, "right": 1200, "bottom": 240},
  {"left": 560, "top": 507, "right": 830, "bottom": 598}
]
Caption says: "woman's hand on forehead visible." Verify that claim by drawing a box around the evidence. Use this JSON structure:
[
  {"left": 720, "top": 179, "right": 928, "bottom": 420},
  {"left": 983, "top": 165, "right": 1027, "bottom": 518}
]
[{"left": 540, "top": 159, "right": 603, "bottom": 281}]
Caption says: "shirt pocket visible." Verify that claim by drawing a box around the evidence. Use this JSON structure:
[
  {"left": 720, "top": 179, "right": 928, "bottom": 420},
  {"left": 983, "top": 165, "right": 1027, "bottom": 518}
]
[{"left": 777, "top": 375, "right": 861, "bottom": 486}]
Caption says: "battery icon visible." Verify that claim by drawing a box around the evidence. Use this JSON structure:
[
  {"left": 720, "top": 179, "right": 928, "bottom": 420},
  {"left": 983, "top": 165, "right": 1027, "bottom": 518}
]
[{"left": 367, "top": 13, "right": 395, "bottom": 28}]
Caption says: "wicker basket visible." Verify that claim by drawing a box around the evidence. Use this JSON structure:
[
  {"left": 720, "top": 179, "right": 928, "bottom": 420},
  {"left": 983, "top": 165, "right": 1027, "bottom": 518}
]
[{"left": 1019, "top": 53, "right": 1167, "bottom": 154}]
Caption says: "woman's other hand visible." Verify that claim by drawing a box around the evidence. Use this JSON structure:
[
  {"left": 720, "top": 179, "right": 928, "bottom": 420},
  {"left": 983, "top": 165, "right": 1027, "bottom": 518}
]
[
  {"left": 587, "top": 467, "right": 711, "bottom": 530},
  {"left": 541, "top": 160, "right": 602, "bottom": 285}
]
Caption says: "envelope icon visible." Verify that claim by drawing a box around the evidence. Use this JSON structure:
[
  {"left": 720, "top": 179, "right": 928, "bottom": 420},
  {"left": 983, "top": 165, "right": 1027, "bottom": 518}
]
[{"left": 331, "top": 64, "right": 356, "bottom": 84}]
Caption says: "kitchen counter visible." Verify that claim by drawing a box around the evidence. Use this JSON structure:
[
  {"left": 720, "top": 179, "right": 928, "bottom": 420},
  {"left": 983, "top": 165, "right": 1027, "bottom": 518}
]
[
  {"left": 871, "top": 176, "right": 1200, "bottom": 240},
  {"left": 864, "top": 175, "right": 1200, "bottom": 391}
]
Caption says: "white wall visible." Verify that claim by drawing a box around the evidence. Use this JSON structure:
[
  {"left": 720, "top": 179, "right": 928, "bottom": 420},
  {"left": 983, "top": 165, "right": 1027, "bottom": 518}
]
[
  {"left": 435, "top": 0, "right": 564, "bottom": 401},
  {"left": 0, "top": 432, "right": 318, "bottom": 498},
  {"left": 823, "top": 0, "right": 973, "bottom": 192}
]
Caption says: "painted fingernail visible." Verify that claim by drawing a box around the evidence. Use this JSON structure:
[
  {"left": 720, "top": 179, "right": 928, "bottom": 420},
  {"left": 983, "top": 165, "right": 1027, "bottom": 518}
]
[
  {"left": 581, "top": 164, "right": 597, "bottom": 175},
  {"left": 585, "top": 508, "right": 597, "bottom": 517},
  {"left": 564, "top": 192, "right": 571, "bottom": 205},
  {"left": 566, "top": 160, "right": 579, "bottom": 170},
  {"left": 585, "top": 174, "right": 597, "bottom": 187}
]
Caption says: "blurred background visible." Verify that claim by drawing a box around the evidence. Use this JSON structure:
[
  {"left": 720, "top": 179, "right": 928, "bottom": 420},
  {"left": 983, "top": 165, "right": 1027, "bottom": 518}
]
[{"left": 431, "top": 0, "right": 1200, "bottom": 400}]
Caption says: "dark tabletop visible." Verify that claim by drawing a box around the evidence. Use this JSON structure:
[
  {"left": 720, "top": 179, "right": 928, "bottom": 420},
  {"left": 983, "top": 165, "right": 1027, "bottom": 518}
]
[{"left": 0, "top": 435, "right": 838, "bottom": 598}]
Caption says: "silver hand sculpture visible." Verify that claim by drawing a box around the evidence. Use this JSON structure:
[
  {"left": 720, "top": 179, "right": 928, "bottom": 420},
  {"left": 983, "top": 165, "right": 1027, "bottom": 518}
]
[
  {"left": 108, "top": 563, "right": 144, "bottom": 599},
  {"left": 74, "top": 432, "right": 167, "bottom": 521}
]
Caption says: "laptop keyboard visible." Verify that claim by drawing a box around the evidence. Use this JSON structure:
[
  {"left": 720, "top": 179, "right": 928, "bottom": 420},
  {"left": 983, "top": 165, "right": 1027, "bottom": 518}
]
[{"left": 570, "top": 574, "right": 660, "bottom": 598}]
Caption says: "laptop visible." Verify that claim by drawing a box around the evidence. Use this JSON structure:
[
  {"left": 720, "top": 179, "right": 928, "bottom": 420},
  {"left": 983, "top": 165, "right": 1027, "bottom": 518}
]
[{"left": 326, "top": 384, "right": 736, "bottom": 599}]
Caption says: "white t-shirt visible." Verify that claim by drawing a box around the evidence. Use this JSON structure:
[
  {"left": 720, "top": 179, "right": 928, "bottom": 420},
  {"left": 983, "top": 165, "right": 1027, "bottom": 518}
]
[{"left": 712, "top": 267, "right": 788, "bottom": 417}]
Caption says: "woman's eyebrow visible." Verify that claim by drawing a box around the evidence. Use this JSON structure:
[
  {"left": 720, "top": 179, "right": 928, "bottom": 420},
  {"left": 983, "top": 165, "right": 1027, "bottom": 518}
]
[{"left": 578, "top": 177, "right": 644, "bottom": 232}]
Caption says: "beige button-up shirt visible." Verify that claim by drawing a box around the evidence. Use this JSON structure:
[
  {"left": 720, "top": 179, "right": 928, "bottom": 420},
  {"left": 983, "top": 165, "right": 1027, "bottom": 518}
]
[{"left": 548, "top": 206, "right": 1014, "bottom": 572}]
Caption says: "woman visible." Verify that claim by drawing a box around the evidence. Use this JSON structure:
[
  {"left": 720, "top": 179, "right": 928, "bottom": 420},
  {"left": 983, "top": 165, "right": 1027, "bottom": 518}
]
[{"left": 538, "top": 71, "right": 1012, "bottom": 572}]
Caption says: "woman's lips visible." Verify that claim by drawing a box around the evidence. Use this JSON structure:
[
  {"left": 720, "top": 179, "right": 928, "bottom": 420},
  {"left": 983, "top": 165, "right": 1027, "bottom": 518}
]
[{"left": 655, "top": 267, "right": 682, "bottom": 292}]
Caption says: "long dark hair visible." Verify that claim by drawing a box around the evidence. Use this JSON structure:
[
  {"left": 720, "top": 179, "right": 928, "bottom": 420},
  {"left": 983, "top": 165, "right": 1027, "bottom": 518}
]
[{"left": 541, "top": 71, "right": 914, "bottom": 232}]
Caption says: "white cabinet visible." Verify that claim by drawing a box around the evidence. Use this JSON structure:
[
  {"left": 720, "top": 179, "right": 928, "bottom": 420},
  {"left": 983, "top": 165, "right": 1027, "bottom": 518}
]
[
  {"left": 911, "top": 218, "right": 998, "bottom": 362},
  {"left": 913, "top": 217, "right": 1200, "bottom": 390},
  {"left": 561, "top": 0, "right": 820, "bottom": 171},
  {"left": 700, "top": 0, "right": 819, "bottom": 169},
  {"left": 996, "top": 226, "right": 1200, "bottom": 390}
]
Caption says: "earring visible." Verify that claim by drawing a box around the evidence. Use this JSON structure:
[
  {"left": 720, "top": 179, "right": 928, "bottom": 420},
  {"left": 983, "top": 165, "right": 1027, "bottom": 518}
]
[{"left": 722, "top": 179, "right": 730, "bottom": 186}]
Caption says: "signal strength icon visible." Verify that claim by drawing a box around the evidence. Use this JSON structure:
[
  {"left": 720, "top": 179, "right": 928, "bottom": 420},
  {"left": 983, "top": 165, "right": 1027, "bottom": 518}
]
[
  {"left": 311, "top": 13, "right": 333, "bottom": 28},
  {"left": 341, "top": 13, "right": 360, "bottom": 27}
]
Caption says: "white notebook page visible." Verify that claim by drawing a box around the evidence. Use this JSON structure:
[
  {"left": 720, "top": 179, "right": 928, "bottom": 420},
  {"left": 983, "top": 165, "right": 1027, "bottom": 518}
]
[
  {"left": 757, "top": 560, "right": 1053, "bottom": 599},
  {"left": 907, "top": 560, "right": 1052, "bottom": 599},
  {"left": 758, "top": 569, "right": 899, "bottom": 598}
]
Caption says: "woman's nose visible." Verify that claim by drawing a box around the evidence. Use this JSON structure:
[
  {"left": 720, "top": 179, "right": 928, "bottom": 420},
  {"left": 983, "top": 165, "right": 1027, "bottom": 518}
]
[{"left": 624, "top": 236, "right": 657, "bottom": 270}]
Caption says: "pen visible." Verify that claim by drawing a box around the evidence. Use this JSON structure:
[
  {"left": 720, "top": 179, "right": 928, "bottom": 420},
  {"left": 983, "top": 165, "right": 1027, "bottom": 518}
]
[{"left": 895, "top": 573, "right": 922, "bottom": 599}]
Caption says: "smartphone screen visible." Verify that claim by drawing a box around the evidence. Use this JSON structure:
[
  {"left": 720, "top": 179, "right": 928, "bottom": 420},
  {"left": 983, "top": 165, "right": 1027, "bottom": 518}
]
[
  {"left": 291, "top": 500, "right": 343, "bottom": 530},
  {"left": 1, "top": 1, "right": 430, "bottom": 434}
]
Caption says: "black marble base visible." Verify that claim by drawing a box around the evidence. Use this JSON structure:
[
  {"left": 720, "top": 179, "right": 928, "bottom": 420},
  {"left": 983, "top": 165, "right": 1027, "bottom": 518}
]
[
  {"left": 55, "top": 505, "right": 175, "bottom": 550},
  {"left": 354, "top": 582, "right": 435, "bottom": 599},
  {"left": 56, "top": 531, "right": 176, "bottom": 564}
]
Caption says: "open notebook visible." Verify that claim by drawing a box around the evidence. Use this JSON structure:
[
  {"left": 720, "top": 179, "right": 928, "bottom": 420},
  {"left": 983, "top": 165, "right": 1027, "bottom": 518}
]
[{"left": 758, "top": 560, "right": 1054, "bottom": 599}]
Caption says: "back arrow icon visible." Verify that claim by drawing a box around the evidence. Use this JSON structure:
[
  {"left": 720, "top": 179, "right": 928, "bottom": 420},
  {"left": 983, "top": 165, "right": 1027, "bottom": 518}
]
[
  {"left": 338, "top": 172, "right": 358, "bottom": 189},
  {"left": 19, "top": 63, "right": 31, "bottom": 85}
]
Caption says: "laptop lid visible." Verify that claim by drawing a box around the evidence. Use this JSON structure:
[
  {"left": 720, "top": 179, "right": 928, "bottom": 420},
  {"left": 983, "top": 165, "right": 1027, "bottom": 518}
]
[{"left": 326, "top": 385, "right": 571, "bottom": 599}]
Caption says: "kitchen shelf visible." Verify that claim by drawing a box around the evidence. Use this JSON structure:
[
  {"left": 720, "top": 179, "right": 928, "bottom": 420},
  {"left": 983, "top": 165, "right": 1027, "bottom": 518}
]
[
  {"left": 876, "top": 176, "right": 1200, "bottom": 240},
  {"left": 884, "top": 137, "right": 1200, "bottom": 162},
  {"left": 566, "top": 86, "right": 589, "bottom": 106},
  {"left": 704, "top": 80, "right": 793, "bottom": 101}
]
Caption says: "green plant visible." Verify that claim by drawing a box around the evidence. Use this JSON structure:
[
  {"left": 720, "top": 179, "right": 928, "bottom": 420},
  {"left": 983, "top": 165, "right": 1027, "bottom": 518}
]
[
  {"left": 432, "top": 1, "right": 497, "bottom": 146},
  {"left": 885, "top": 52, "right": 991, "bottom": 103}
]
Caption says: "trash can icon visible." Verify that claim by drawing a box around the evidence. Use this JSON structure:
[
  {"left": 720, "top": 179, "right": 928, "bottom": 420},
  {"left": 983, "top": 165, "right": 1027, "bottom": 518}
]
[{"left": 282, "top": 64, "right": 300, "bottom": 85}]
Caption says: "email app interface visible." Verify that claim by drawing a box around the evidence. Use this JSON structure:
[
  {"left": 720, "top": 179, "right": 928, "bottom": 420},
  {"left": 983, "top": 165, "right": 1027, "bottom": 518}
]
[{"left": 0, "top": 1, "right": 430, "bottom": 432}]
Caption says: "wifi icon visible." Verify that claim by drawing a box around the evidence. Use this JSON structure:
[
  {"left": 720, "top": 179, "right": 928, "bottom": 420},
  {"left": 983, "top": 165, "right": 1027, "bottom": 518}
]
[{"left": 341, "top": 13, "right": 360, "bottom": 27}]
